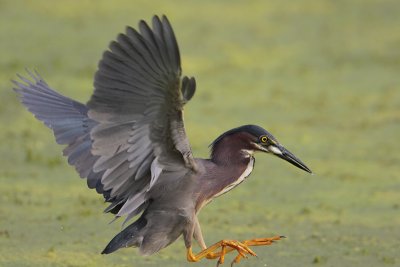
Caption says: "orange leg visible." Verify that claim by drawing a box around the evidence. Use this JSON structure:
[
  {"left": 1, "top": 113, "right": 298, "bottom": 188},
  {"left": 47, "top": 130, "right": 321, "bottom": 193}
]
[
  {"left": 187, "top": 236, "right": 284, "bottom": 266},
  {"left": 231, "top": 236, "right": 285, "bottom": 265},
  {"left": 187, "top": 240, "right": 256, "bottom": 265}
]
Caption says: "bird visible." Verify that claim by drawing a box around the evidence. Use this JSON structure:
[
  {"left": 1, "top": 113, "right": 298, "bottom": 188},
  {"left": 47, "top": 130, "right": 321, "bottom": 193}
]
[{"left": 14, "top": 15, "right": 312, "bottom": 266}]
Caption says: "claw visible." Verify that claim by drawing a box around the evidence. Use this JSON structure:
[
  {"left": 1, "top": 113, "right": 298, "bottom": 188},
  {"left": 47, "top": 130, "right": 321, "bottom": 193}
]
[
  {"left": 187, "top": 235, "right": 284, "bottom": 265},
  {"left": 231, "top": 254, "right": 243, "bottom": 266}
]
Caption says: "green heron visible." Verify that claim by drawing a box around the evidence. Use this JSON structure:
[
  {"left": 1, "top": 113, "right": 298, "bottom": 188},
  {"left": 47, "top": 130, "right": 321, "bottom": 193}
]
[{"left": 14, "top": 15, "right": 312, "bottom": 266}]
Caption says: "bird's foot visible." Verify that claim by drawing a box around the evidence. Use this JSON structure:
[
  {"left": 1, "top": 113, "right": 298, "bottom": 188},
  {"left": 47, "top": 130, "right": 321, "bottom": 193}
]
[
  {"left": 230, "top": 236, "right": 285, "bottom": 265},
  {"left": 215, "top": 240, "right": 257, "bottom": 266},
  {"left": 187, "top": 240, "right": 256, "bottom": 265},
  {"left": 187, "top": 236, "right": 284, "bottom": 265}
]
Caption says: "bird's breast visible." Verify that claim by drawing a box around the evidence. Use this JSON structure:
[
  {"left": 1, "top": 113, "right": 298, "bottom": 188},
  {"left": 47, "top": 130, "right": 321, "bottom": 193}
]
[{"left": 213, "top": 156, "right": 255, "bottom": 198}]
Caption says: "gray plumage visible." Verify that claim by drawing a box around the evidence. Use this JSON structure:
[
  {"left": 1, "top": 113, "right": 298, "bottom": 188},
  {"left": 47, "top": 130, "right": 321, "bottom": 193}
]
[
  {"left": 14, "top": 15, "right": 312, "bottom": 260},
  {"left": 15, "top": 16, "right": 198, "bottom": 255}
]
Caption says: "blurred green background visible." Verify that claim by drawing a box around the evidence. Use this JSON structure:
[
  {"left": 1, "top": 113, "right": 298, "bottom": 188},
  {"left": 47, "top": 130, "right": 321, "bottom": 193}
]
[{"left": 1, "top": 0, "right": 399, "bottom": 266}]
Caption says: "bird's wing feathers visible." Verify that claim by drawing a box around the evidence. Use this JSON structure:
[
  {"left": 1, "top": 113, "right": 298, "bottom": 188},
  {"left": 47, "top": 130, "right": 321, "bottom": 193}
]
[
  {"left": 86, "top": 15, "right": 196, "bottom": 218},
  {"left": 14, "top": 16, "right": 196, "bottom": 222},
  {"left": 13, "top": 71, "right": 106, "bottom": 192}
]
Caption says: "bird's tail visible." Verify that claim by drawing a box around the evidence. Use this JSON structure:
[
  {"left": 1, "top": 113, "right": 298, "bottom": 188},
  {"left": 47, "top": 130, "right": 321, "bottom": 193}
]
[{"left": 102, "top": 216, "right": 147, "bottom": 254}]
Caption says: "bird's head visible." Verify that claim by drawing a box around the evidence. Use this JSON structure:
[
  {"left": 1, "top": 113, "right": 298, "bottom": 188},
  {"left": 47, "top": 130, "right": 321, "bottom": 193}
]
[{"left": 210, "top": 125, "right": 312, "bottom": 173}]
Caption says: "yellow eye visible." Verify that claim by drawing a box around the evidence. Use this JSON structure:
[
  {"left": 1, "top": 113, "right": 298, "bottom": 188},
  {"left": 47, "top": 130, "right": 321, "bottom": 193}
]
[{"left": 260, "top": 136, "right": 268, "bottom": 143}]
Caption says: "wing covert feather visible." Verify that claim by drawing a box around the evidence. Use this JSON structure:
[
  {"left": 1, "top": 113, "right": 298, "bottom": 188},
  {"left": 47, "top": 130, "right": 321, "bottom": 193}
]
[
  {"left": 87, "top": 15, "right": 197, "bottom": 220},
  {"left": 15, "top": 16, "right": 197, "bottom": 223}
]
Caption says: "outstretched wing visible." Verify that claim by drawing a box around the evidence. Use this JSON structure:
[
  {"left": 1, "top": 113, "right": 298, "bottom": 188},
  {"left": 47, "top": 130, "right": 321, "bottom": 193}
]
[
  {"left": 86, "top": 15, "right": 197, "bottom": 221},
  {"left": 13, "top": 71, "right": 110, "bottom": 197}
]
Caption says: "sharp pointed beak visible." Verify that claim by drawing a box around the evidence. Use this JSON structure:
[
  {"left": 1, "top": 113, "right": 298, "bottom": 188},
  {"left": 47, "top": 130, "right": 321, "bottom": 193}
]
[{"left": 269, "top": 145, "right": 312, "bottom": 173}]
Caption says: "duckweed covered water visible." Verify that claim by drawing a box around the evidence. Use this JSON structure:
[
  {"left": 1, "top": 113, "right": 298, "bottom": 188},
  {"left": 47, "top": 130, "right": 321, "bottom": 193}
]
[{"left": 1, "top": 1, "right": 399, "bottom": 266}]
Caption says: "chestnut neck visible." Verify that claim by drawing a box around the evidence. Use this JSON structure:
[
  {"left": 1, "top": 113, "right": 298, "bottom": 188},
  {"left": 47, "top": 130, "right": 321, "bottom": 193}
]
[{"left": 210, "top": 132, "right": 254, "bottom": 166}]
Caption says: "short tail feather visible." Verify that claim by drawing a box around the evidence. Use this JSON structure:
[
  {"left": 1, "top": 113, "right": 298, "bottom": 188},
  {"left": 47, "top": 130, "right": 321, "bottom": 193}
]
[{"left": 102, "top": 216, "right": 147, "bottom": 254}]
